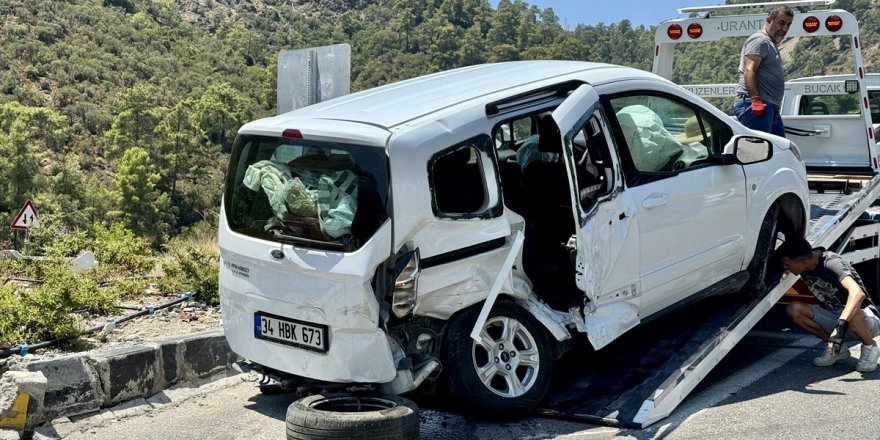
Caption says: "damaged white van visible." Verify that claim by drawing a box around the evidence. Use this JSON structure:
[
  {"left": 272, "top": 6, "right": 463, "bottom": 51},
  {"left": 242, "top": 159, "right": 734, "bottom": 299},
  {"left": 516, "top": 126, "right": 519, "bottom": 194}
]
[{"left": 219, "top": 60, "right": 809, "bottom": 417}]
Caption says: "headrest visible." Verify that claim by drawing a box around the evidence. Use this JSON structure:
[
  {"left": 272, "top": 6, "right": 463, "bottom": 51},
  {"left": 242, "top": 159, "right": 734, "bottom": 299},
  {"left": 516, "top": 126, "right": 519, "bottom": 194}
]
[{"left": 537, "top": 115, "right": 561, "bottom": 153}]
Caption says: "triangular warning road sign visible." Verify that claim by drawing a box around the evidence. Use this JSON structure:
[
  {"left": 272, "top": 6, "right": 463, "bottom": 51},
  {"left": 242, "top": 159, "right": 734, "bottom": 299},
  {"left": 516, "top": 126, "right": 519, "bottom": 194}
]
[{"left": 11, "top": 200, "right": 39, "bottom": 230}]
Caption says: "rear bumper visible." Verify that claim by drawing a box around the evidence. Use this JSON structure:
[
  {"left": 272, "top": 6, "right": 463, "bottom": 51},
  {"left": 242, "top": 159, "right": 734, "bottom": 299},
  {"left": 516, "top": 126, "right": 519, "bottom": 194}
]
[{"left": 220, "top": 286, "right": 396, "bottom": 383}]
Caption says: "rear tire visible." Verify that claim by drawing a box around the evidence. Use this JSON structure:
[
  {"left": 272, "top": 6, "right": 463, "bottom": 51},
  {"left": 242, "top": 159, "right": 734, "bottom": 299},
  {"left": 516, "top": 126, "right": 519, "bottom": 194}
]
[
  {"left": 443, "top": 301, "right": 553, "bottom": 418},
  {"left": 286, "top": 394, "right": 419, "bottom": 440},
  {"left": 747, "top": 204, "right": 780, "bottom": 294}
]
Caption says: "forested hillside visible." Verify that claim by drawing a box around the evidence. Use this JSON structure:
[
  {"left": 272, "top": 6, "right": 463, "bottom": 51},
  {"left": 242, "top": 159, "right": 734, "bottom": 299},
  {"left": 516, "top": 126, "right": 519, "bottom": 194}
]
[{"left": 1, "top": 0, "right": 877, "bottom": 250}]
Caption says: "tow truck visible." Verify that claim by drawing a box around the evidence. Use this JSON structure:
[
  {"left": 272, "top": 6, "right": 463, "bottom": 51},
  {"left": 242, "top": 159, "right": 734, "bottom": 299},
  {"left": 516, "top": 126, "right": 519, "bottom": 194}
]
[{"left": 538, "top": 0, "right": 880, "bottom": 428}]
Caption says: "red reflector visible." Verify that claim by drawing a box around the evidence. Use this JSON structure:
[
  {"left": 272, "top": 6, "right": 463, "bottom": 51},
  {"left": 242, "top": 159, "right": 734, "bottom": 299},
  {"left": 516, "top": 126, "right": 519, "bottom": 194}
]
[
  {"left": 874, "top": 157, "right": 878, "bottom": 169},
  {"left": 870, "top": 126, "right": 874, "bottom": 140},
  {"left": 803, "top": 16, "right": 820, "bottom": 33},
  {"left": 668, "top": 24, "right": 683, "bottom": 40},
  {"left": 865, "top": 97, "right": 870, "bottom": 109},
  {"left": 687, "top": 23, "right": 703, "bottom": 39},
  {"left": 855, "top": 36, "right": 860, "bottom": 48},
  {"left": 282, "top": 129, "right": 303, "bottom": 139},
  {"left": 655, "top": 45, "right": 659, "bottom": 56},
  {"left": 826, "top": 15, "right": 843, "bottom": 32},
  {"left": 860, "top": 67, "right": 865, "bottom": 78}
]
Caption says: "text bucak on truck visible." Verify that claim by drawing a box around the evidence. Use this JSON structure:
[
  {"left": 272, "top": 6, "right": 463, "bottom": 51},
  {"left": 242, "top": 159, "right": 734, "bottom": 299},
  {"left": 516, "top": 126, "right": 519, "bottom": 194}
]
[
  {"left": 218, "top": 44, "right": 811, "bottom": 423},
  {"left": 653, "top": 0, "right": 880, "bottom": 308}
]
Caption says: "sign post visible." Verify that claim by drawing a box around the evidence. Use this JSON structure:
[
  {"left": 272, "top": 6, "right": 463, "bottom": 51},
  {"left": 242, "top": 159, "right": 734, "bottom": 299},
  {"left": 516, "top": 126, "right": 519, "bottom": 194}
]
[{"left": 10, "top": 200, "right": 39, "bottom": 253}]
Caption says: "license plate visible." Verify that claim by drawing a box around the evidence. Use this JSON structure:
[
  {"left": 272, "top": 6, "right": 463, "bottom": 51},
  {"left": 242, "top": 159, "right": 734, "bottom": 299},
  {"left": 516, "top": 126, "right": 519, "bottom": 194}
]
[{"left": 254, "top": 311, "right": 329, "bottom": 353}]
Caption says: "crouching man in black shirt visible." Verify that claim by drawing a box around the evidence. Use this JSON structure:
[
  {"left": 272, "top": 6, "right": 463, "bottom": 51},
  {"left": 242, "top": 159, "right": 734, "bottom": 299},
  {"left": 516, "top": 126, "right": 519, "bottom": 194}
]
[{"left": 778, "top": 236, "right": 880, "bottom": 372}]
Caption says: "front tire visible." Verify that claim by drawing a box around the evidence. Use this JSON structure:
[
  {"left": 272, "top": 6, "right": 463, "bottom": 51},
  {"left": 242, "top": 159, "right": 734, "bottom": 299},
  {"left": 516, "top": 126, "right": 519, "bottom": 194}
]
[
  {"left": 747, "top": 204, "right": 780, "bottom": 294},
  {"left": 444, "top": 301, "right": 553, "bottom": 418}
]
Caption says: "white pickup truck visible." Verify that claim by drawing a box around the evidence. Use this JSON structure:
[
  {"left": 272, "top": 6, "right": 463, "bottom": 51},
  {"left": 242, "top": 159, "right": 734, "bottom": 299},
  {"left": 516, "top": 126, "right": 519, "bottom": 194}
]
[
  {"left": 218, "top": 57, "right": 809, "bottom": 424},
  {"left": 782, "top": 73, "right": 880, "bottom": 172}
]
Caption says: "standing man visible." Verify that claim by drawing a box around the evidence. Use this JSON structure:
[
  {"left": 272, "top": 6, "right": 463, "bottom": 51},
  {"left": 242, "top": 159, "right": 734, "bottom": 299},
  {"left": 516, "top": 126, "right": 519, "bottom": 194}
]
[
  {"left": 733, "top": 5, "right": 794, "bottom": 137},
  {"left": 778, "top": 236, "right": 880, "bottom": 372}
]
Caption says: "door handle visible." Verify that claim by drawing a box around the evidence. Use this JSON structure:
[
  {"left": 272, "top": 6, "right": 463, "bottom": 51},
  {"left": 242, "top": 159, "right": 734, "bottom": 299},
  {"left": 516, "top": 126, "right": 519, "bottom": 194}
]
[{"left": 641, "top": 193, "right": 669, "bottom": 208}]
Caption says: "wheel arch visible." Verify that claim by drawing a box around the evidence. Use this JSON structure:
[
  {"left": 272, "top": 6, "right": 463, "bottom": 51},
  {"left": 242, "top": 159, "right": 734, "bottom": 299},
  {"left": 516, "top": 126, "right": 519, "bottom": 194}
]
[{"left": 776, "top": 192, "right": 809, "bottom": 239}]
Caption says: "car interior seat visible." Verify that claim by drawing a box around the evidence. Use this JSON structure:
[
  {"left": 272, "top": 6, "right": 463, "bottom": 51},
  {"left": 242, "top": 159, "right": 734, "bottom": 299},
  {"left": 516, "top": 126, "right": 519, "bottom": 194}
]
[{"left": 520, "top": 115, "right": 578, "bottom": 309}]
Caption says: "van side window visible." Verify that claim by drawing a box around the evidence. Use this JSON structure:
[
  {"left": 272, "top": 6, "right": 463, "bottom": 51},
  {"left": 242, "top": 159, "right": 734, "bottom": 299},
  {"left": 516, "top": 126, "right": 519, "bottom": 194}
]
[
  {"left": 607, "top": 93, "right": 732, "bottom": 186},
  {"left": 430, "top": 144, "right": 487, "bottom": 216}
]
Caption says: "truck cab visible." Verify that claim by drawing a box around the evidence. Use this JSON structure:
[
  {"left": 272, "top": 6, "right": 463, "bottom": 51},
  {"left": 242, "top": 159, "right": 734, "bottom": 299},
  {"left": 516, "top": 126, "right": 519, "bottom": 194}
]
[{"left": 781, "top": 73, "right": 880, "bottom": 172}]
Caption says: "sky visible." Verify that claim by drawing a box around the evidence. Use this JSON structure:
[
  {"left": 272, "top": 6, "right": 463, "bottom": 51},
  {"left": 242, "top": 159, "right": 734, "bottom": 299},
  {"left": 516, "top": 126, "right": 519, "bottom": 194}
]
[{"left": 488, "top": 0, "right": 726, "bottom": 29}]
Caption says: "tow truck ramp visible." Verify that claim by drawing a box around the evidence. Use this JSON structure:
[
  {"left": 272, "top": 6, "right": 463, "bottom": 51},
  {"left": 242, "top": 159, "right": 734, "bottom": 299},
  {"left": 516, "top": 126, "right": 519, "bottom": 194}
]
[{"left": 538, "top": 174, "right": 880, "bottom": 428}]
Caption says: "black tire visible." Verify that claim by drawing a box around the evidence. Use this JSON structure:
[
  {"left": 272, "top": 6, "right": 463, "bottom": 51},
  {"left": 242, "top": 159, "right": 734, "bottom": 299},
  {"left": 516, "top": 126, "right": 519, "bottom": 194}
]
[
  {"left": 443, "top": 301, "right": 553, "bottom": 418},
  {"left": 286, "top": 394, "right": 419, "bottom": 440},
  {"left": 747, "top": 204, "right": 780, "bottom": 294}
]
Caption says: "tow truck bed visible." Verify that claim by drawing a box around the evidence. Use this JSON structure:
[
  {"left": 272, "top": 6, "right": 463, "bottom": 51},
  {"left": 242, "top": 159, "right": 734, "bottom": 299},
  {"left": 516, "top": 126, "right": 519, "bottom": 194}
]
[{"left": 537, "top": 174, "right": 880, "bottom": 428}]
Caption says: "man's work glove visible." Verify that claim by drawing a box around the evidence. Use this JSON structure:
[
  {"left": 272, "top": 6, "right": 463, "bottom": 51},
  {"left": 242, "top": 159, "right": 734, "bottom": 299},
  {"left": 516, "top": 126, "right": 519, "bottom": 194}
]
[
  {"left": 750, "top": 95, "right": 765, "bottom": 118},
  {"left": 829, "top": 319, "right": 849, "bottom": 355}
]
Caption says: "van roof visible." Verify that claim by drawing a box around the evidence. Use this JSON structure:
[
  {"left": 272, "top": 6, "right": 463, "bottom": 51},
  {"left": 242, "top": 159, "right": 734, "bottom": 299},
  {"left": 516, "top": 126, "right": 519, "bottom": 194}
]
[{"left": 241, "top": 61, "right": 653, "bottom": 134}]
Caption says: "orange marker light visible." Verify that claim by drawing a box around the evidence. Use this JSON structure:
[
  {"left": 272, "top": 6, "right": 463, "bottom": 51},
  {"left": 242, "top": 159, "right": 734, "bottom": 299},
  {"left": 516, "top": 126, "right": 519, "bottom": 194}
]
[
  {"left": 826, "top": 15, "right": 843, "bottom": 32},
  {"left": 803, "top": 16, "right": 820, "bottom": 33}
]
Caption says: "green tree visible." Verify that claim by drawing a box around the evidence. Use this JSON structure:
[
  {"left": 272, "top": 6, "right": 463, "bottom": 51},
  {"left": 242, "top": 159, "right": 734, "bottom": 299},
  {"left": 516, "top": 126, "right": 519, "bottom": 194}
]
[
  {"left": 109, "top": 147, "right": 174, "bottom": 246},
  {"left": 154, "top": 98, "right": 198, "bottom": 200},
  {"left": 0, "top": 102, "right": 66, "bottom": 215},
  {"left": 104, "top": 83, "right": 162, "bottom": 158},
  {"left": 192, "top": 82, "right": 252, "bottom": 152}
]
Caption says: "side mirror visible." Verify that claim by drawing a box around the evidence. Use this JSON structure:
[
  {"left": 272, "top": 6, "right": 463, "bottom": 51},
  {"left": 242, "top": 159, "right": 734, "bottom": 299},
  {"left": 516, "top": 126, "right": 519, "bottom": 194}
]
[{"left": 730, "top": 136, "right": 772, "bottom": 165}]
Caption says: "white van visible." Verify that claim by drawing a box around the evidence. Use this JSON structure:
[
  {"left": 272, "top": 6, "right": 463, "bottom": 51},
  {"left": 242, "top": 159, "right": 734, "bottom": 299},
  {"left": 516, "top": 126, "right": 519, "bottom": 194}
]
[{"left": 219, "top": 60, "right": 809, "bottom": 416}]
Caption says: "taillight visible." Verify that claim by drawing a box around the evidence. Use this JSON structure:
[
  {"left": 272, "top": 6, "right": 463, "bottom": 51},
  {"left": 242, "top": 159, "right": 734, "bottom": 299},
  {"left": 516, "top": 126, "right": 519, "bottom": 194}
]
[
  {"left": 392, "top": 249, "right": 420, "bottom": 319},
  {"left": 668, "top": 24, "right": 683, "bottom": 40}
]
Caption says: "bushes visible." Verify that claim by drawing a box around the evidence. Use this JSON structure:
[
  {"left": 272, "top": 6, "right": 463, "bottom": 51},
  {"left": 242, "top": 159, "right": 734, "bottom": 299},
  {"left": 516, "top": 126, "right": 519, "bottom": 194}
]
[
  {"left": 160, "top": 246, "right": 219, "bottom": 306},
  {"left": 93, "top": 223, "right": 154, "bottom": 276},
  {"left": 0, "top": 221, "right": 220, "bottom": 349},
  {"left": 0, "top": 266, "right": 108, "bottom": 348}
]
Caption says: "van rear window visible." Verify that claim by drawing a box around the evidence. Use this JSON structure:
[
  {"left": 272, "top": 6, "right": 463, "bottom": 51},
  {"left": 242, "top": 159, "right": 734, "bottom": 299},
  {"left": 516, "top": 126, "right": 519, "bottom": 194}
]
[
  {"left": 797, "top": 91, "right": 880, "bottom": 123},
  {"left": 224, "top": 134, "right": 389, "bottom": 252}
]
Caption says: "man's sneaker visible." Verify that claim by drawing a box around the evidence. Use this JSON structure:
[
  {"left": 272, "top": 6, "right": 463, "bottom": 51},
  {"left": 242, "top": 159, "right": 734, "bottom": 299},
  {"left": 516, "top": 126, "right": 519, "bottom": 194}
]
[
  {"left": 813, "top": 342, "right": 853, "bottom": 366},
  {"left": 856, "top": 343, "right": 880, "bottom": 372}
]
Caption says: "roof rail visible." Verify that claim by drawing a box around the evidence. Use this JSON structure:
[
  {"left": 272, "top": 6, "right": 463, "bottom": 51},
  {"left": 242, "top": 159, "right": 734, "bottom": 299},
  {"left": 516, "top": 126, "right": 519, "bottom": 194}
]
[{"left": 678, "top": 0, "right": 834, "bottom": 14}]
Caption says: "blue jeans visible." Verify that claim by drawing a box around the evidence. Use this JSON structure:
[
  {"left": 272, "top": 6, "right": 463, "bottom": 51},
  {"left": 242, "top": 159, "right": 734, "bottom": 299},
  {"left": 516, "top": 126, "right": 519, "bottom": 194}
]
[{"left": 733, "top": 97, "right": 786, "bottom": 138}]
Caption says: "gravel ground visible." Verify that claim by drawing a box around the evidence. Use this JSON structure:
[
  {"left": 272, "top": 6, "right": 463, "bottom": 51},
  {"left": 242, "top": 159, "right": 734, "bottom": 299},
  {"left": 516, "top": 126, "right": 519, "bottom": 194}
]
[
  {"left": 1, "top": 292, "right": 222, "bottom": 370},
  {"left": 79, "top": 293, "right": 222, "bottom": 348}
]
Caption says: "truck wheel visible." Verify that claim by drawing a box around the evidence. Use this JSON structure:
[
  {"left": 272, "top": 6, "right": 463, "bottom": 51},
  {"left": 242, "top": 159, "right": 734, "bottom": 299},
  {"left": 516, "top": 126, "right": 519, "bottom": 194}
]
[
  {"left": 747, "top": 205, "right": 780, "bottom": 294},
  {"left": 285, "top": 394, "right": 419, "bottom": 440},
  {"left": 444, "top": 301, "right": 553, "bottom": 418}
]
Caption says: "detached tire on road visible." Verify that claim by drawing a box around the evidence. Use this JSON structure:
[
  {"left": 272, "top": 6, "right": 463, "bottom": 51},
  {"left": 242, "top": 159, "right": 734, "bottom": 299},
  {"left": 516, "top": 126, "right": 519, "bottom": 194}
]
[{"left": 286, "top": 394, "right": 419, "bottom": 440}]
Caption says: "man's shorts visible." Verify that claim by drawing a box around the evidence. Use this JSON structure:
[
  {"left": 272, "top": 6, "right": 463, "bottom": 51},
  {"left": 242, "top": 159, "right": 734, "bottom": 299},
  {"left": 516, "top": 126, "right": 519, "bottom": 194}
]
[{"left": 811, "top": 304, "right": 880, "bottom": 339}]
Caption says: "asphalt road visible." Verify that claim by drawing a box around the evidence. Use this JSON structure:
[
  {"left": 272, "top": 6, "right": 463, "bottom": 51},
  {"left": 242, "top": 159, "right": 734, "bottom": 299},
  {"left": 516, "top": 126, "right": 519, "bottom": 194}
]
[{"left": 58, "top": 304, "right": 880, "bottom": 440}]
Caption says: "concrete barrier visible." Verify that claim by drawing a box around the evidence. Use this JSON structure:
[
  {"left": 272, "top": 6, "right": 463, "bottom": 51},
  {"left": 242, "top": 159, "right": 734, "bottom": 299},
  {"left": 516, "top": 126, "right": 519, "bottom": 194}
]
[
  {"left": 0, "top": 329, "right": 240, "bottom": 435},
  {"left": 0, "top": 371, "right": 46, "bottom": 436}
]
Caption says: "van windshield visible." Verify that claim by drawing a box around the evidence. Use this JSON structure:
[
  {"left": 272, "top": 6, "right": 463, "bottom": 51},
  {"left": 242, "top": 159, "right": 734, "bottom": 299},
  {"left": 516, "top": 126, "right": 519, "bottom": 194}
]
[{"left": 224, "top": 134, "right": 389, "bottom": 252}]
